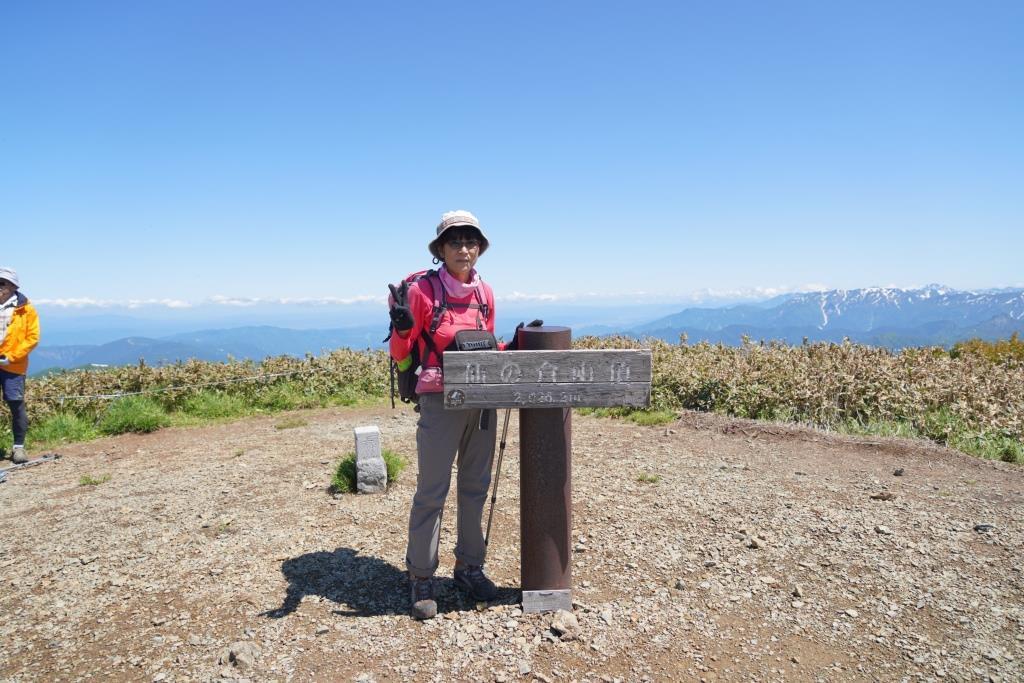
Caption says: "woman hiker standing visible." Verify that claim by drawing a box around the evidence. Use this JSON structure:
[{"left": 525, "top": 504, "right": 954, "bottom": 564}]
[
  {"left": 0, "top": 267, "right": 40, "bottom": 464},
  {"left": 388, "top": 210, "right": 533, "bottom": 620}
]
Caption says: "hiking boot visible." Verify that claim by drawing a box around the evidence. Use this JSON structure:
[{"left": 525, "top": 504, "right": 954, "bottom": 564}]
[
  {"left": 11, "top": 446, "right": 27, "bottom": 464},
  {"left": 453, "top": 564, "right": 498, "bottom": 602},
  {"left": 409, "top": 575, "right": 437, "bottom": 620}
]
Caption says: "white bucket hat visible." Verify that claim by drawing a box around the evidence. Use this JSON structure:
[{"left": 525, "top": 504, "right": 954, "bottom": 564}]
[
  {"left": 0, "top": 267, "right": 19, "bottom": 288},
  {"left": 429, "top": 210, "right": 490, "bottom": 259}
]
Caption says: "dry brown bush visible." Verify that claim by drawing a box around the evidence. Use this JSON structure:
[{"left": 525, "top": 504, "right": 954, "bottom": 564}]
[
  {"left": 26, "top": 349, "right": 390, "bottom": 423},
  {"left": 22, "top": 339, "right": 1023, "bottom": 448},
  {"left": 575, "top": 336, "right": 1024, "bottom": 441}
]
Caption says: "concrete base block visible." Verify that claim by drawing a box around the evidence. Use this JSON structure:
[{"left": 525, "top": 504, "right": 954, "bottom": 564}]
[{"left": 522, "top": 588, "right": 572, "bottom": 613}]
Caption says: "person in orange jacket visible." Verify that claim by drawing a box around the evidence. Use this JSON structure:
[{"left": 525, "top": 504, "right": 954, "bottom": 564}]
[{"left": 0, "top": 267, "right": 40, "bottom": 464}]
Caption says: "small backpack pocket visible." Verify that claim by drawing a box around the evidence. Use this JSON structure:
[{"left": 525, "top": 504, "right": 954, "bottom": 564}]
[{"left": 452, "top": 330, "right": 498, "bottom": 352}]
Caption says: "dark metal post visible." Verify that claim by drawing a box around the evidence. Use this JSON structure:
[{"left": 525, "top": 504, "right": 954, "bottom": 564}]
[{"left": 519, "top": 326, "right": 573, "bottom": 612}]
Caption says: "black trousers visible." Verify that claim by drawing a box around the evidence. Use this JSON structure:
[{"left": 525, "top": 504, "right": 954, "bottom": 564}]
[
  {"left": 1, "top": 369, "right": 28, "bottom": 446},
  {"left": 6, "top": 400, "right": 27, "bottom": 445}
]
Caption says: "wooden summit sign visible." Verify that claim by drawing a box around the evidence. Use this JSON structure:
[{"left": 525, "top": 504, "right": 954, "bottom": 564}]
[
  {"left": 442, "top": 333, "right": 653, "bottom": 614},
  {"left": 441, "top": 349, "right": 652, "bottom": 410}
]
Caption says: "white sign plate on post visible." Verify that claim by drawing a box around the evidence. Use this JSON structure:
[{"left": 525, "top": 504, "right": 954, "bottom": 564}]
[{"left": 442, "top": 349, "right": 652, "bottom": 410}]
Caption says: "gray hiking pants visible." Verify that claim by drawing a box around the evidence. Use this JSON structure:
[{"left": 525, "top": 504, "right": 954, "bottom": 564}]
[{"left": 405, "top": 392, "right": 496, "bottom": 577}]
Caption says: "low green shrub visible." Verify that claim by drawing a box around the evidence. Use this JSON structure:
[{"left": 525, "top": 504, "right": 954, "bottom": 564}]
[
  {"left": 331, "top": 455, "right": 358, "bottom": 493},
  {"left": 916, "top": 407, "right": 964, "bottom": 444},
  {"left": 839, "top": 419, "right": 919, "bottom": 440},
  {"left": 383, "top": 449, "right": 408, "bottom": 481},
  {"left": 577, "top": 407, "right": 629, "bottom": 419},
  {"left": 181, "top": 391, "right": 249, "bottom": 419},
  {"left": 994, "top": 437, "right": 1024, "bottom": 464},
  {"left": 254, "top": 384, "right": 325, "bottom": 411},
  {"left": 28, "top": 412, "right": 100, "bottom": 446},
  {"left": 327, "top": 386, "right": 376, "bottom": 408},
  {"left": 839, "top": 418, "right": 1023, "bottom": 463},
  {"left": 949, "top": 431, "right": 1024, "bottom": 464},
  {"left": 99, "top": 396, "right": 170, "bottom": 435}
]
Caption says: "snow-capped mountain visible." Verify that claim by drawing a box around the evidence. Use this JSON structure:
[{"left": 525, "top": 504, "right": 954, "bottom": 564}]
[{"left": 637, "top": 285, "right": 1024, "bottom": 347}]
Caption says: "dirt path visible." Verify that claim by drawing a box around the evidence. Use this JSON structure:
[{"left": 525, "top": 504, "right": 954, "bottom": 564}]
[{"left": 1, "top": 406, "right": 1022, "bottom": 682}]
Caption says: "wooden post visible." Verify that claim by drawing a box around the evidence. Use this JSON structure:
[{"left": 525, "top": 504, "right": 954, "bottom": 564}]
[
  {"left": 442, "top": 333, "right": 652, "bottom": 613},
  {"left": 518, "top": 326, "right": 573, "bottom": 612}
]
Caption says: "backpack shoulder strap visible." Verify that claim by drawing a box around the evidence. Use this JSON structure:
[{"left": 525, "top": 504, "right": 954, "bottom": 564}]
[
  {"left": 423, "top": 270, "right": 449, "bottom": 335},
  {"left": 475, "top": 279, "right": 493, "bottom": 322},
  {"left": 418, "top": 271, "right": 444, "bottom": 364}
]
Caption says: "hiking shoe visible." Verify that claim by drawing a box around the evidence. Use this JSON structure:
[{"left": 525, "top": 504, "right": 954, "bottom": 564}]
[
  {"left": 453, "top": 565, "right": 498, "bottom": 602},
  {"left": 11, "top": 446, "right": 27, "bottom": 464},
  {"left": 409, "top": 576, "right": 437, "bottom": 620}
]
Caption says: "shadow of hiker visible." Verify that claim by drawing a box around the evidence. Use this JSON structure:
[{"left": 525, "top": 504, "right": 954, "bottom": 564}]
[
  {"left": 262, "top": 547, "right": 405, "bottom": 618},
  {"left": 262, "top": 547, "right": 521, "bottom": 619}
]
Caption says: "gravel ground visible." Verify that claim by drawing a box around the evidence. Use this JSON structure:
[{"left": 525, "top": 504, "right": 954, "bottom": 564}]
[{"left": 1, "top": 405, "right": 1022, "bottom": 682}]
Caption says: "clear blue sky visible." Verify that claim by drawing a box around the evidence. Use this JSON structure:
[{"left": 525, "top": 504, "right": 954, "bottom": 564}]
[{"left": 2, "top": 1, "right": 1021, "bottom": 309}]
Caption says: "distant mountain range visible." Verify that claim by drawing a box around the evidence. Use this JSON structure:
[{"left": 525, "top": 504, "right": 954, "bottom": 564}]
[
  {"left": 31, "top": 325, "right": 383, "bottom": 374},
  {"left": 636, "top": 284, "right": 1024, "bottom": 347},
  {"left": 29, "top": 285, "right": 1024, "bottom": 373}
]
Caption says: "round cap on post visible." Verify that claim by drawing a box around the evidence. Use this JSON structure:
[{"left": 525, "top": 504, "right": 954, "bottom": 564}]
[{"left": 516, "top": 326, "right": 571, "bottom": 351}]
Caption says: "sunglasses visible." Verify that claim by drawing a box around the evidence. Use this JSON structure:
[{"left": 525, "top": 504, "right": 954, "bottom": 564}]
[{"left": 446, "top": 237, "right": 481, "bottom": 250}]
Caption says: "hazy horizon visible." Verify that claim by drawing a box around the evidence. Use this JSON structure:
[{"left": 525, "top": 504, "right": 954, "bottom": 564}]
[{"left": 29, "top": 281, "right": 1024, "bottom": 350}]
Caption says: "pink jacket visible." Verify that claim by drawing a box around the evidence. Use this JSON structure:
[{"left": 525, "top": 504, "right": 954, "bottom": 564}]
[{"left": 389, "top": 269, "right": 498, "bottom": 394}]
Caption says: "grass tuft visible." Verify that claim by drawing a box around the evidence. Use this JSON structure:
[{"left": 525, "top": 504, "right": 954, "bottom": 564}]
[
  {"left": 98, "top": 396, "right": 170, "bottom": 435},
  {"left": 256, "top": 384, "right": 324, "bottom": 411},
  {"left": 331, "top": 455, "right": 358, "bottom": 493},
  {"left": 578, "top": 407, "right": 677, "bottom": 426},
  {"left": 181, "top": 392, "right": 250, "bottom": 419},
  {"left": 628, "top": 410, "right": 678, "bottom": 426},
  {"left": 951, "top": 431, "right": 1023, "bottom": 464},
  {"left": 28, "top": 413, "right": 99, "bottom": 446},
  {"left": 382, "top": 449, "right": 408, "bottom": 482},
  {"left": 837, "top": 417, "right": 1023, "bottom": 463},
  {"left": 79, "top": 473, "right": 111, "bottom": 486},
  {"left": 636, "top": 472, "right": 662, "bottom": 483},
  {"left": 274, "top": 417, "right": 308, "bottom": 430}
]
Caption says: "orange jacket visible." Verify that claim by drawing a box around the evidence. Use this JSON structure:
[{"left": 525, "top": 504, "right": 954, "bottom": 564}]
[{"left": 0, "top": 294, "right": 40, "bottom": 375}]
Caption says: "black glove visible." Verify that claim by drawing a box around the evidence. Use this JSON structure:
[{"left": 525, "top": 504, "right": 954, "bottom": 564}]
[
  {"left": 388, "top": 282, "right": 414, "bottom": 332},
  {"left": 506, "top": 319, "right": 543, "bottom": 350}
]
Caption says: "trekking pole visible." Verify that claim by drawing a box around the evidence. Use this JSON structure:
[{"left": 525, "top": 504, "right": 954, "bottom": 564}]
[
  {"left": 389, "top": 358, "right": 396, "bottom": 409},
  {"left": 484, "top": 408, "right": 512, "bottom": 546},
  {"left": 0, "top": 453, "right": 61, "bottom": 483}
]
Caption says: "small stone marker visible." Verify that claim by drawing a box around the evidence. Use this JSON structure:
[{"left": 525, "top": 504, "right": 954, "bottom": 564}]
[{"left": 354, "top": 426, "right": 387, "bottom": 494}]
